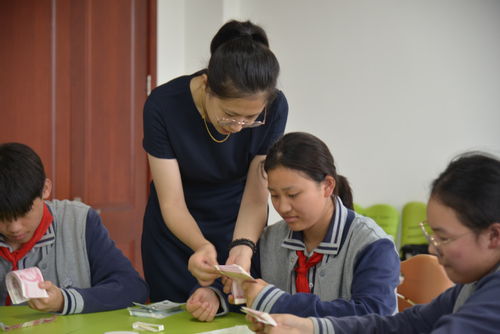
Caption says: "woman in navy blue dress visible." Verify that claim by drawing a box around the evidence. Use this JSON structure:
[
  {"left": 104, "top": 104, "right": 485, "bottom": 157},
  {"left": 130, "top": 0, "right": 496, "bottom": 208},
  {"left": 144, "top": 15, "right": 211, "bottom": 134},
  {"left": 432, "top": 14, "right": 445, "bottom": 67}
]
[{"left": 142, "top": 20, "right": 288, "bottom": 303}]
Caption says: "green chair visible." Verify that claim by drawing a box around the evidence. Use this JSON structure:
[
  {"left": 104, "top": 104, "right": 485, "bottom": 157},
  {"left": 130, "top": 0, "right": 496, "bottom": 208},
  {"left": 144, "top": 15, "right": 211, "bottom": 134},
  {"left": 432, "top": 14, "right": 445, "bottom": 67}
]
[
  {"left": 401, "top": 201, "right": 427, "bottom": 246},
  {"left": 363, "top": 204, "right": 399, "bottom": 240},
  {"left": 400, "top": 201, "right": 428, "bottom": 259},
  {"left": 353, "top": 203, "right": 365, "bottom": 215}
]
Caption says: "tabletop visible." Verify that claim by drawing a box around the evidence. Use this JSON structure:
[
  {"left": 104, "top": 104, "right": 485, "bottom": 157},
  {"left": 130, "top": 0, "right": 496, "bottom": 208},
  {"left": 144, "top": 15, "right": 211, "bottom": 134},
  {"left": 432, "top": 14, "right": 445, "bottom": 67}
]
[{"left": 0, "top": 306, "right": 248, "bottom": 333}]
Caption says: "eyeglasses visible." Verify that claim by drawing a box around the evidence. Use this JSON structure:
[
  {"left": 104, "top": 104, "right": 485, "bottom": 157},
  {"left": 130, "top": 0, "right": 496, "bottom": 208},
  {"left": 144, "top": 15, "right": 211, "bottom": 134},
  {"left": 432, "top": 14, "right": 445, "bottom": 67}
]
[
  {"left": 419, "top": 221, "right": 471, "bottom": 250},
  {"left": 217, "top": 108, "right": 267, "bottom": 129}
]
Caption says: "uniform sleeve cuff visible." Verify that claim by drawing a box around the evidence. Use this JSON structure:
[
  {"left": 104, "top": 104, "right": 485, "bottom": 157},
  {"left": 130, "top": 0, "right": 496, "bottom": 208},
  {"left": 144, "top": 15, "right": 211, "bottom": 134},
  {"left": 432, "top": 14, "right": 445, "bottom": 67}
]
[
  {"left": 311, "top": 316, "right": 335, "bottom": 334},
  {"left": 60, "top": 288, "right": 85, "bottom": 315},
  {"left": 251, "top": 284, "right": 285, "bottom": 313},
  {"left": 208, "top": 287, "right": 229, "bottom": 317}
]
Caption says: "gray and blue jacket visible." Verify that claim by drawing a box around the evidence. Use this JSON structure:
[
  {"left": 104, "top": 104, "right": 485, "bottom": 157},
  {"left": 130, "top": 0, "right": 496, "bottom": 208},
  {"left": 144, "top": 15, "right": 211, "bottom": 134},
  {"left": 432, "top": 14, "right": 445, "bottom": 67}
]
[
  {"left": 0, "top": 200, "right": 148, "bottom": 314},
  {"left": 214, "top": 197, "right": 400, "bottom": 318},
  {"left": 312, "top": 264, "right": 500, "bottom": 333}
]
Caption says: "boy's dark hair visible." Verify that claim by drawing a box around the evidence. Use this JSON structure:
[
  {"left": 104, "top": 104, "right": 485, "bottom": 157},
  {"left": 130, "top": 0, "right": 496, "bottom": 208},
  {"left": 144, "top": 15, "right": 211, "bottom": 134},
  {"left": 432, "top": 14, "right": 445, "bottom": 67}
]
[
  {"left": 264, "top": 132, "right": 354, "bottom": 209},
  {"left": 206, "top": 20, "right": 280, "bottom": 102},
  {"left": 0, "top": 143, "right": 46, "bottom": 222},
  {"left": 431, "top": 152, "right": 500, "bottom": 233}
]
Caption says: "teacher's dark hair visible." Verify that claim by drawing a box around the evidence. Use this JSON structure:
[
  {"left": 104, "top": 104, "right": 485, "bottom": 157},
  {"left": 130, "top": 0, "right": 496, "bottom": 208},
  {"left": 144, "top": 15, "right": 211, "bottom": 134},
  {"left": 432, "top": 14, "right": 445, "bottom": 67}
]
[
  {"left": 264, "top": 132, "right": 353, "bottom": 209},
  {"left": 0, "top": 142, "right": 46, "bottom": 222},
  {"left": 207, "top": 20, "right": 280, "bottom": 101},
  {"left": 431, "top": 152, "right": 500, "bottom": 233}
]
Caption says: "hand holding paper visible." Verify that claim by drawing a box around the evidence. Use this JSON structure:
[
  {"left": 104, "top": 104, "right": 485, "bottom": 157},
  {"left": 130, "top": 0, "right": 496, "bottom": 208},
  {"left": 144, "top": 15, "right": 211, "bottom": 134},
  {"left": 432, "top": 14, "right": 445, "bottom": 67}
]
[
  {"left": 214, "top": 264, "right": 255, "bottom": 305},
  {"left": 189, "top": 243, "right": 220, "bottom": 286},
  {"left": 27, "top": 280, "right": 64, "bottom": 313},
  {"left": 241, "top": 306, "right": 277, "bottom": 326}
]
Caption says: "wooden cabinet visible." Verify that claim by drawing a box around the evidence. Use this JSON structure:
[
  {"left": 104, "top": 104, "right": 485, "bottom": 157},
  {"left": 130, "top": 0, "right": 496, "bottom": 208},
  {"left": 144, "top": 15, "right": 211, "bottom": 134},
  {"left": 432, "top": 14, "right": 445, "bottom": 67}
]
[{"left": 0, "top": 0, "right": 156, "bottom": 274}]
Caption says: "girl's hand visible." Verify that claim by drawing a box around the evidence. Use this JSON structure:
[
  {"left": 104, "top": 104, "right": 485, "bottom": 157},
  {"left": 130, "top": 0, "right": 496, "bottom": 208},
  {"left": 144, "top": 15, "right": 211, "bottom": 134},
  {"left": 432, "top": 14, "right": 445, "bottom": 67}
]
[
  {"left": 241, "top": 278, "right": 268, "bottom": 307},
  {"left": 247, "top": 313, "right": 314, "bottom": 333},
  {"left": 188, "top": 242, "right": 220, "bottom": 286}
]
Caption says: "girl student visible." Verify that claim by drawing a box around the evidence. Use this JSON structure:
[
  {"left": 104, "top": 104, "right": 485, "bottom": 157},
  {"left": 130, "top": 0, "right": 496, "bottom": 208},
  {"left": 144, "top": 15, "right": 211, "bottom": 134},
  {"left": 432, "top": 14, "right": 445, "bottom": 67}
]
[
  {"left": 141, "top": 20, "right": 288, "bottom": 303},
  {"left": 187, "top": 132, "right": 400, "bottom": 321},
  {"left": 250, "top": 152, "right": 500, "bottom": 334}
]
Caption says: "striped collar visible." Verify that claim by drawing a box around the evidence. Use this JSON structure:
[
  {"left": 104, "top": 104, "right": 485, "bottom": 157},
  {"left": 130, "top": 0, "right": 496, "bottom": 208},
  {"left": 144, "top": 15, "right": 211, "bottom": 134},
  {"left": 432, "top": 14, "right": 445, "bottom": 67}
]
[
  {"left": 281, "top": 196, "right": 355, "bottom": 256},
  {"left": 0, "top": 221, "right": 56, "bottom": 252}
]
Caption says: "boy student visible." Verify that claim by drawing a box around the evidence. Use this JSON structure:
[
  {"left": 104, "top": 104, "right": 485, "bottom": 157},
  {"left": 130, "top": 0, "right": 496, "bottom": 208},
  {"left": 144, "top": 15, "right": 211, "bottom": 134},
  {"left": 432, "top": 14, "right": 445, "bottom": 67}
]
[
  {"left": 0, "top": 143, "right": 148, "bottom": 314},
  {"left": 187, "top": 132, "right": 400, "bottom": 321}
]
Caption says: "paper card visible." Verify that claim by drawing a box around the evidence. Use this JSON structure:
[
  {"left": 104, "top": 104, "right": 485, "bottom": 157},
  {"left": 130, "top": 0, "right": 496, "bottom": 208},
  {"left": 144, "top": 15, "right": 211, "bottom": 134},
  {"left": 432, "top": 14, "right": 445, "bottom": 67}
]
[
  {"left": 133, "top": 300, "right": 184, "bottom": 312},
  {"left": 5, "top": 267, "right": 49, "bottom": 304},
  {"left": 129, "top": 300, "right": 184, "bottom": 319},
  {"left": 241, "top": 307, "right": 277, "bottom": 327},
  {"left": 0, "top": 316, "right": 57, "bottom": 332},
  {"left": 214, "top": 264, "right": 256, "bottom": 304},
  {"left": 194, "top": 325, "right": 254, "bottom": 334},
  {"left": 132, "top": 321, "right": 164, "bottom": 332},
  {"left": 214, "top": 264, "right": 255, "bottom": 282}
]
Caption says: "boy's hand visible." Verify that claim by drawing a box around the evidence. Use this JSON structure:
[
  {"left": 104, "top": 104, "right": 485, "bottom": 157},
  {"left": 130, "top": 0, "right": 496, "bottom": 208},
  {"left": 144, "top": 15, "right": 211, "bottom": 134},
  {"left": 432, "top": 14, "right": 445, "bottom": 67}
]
[
  {"left": 186, "top": 287, "right": 220, "bottom": 322},
  {"left": 27, "top": 281, "right": 64, "bottom": 313}
]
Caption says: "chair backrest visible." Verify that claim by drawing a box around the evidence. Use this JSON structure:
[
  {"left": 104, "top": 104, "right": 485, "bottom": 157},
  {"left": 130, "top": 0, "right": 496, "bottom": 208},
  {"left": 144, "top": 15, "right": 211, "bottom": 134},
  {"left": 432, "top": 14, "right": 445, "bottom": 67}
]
[
  {"left": 363, "top": 204, "right": 399, "bottom": 240},
  {"left": 353, "top": 203, "right": 365, "bottom": 215},
  {"left": 397, "top": 254, "right": 453, "bottom": 311},
  {"left": 401, "top": 201, "right": 427, "bottom": 246}
]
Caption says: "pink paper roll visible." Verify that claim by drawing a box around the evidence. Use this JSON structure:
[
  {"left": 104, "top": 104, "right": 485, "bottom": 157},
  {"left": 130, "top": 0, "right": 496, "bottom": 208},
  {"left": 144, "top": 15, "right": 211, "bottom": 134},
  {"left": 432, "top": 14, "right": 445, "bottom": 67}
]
[{"left": 5, "top": 267, "right": 49, "bottom": 304}]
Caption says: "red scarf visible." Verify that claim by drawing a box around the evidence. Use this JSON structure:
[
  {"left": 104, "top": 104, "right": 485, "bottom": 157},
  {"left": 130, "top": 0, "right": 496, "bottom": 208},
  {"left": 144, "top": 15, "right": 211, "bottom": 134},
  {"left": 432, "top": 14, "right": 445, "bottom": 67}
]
[
  {"left": 294, "top": 250, "right": 324, "bottom": 293},
  {"left": 0, "top": 203, "right": 53, "bottom": 305}
]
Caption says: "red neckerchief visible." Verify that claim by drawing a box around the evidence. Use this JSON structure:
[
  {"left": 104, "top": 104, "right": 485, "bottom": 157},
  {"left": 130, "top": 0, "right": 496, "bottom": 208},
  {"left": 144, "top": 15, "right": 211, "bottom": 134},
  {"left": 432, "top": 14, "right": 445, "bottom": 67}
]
[
  {"left": 294, "top": 250, "right": 324, "bottom": 293},
  {"left": 0, "top": 203, "right": 53, "bottom": 305}
]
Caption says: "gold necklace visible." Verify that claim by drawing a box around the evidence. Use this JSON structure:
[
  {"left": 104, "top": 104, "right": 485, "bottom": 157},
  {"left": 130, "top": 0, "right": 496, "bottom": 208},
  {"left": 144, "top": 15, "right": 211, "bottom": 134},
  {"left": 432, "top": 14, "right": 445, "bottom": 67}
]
[
  {"left": 198, "top": 87, "right": 230, "bottom": 143},
  {"left": 202, "top": 117, "right": 230, "bottom": 143}
]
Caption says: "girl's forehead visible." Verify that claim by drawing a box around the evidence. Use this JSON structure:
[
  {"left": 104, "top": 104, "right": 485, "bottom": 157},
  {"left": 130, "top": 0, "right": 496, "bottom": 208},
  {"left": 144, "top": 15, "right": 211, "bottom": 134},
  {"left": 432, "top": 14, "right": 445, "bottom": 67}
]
[
  {"left": 427, "top": 197, "right": 467, "bottom": 232},
  {"left": 267, "top": 167, "right": 318, "bottom": 189}
]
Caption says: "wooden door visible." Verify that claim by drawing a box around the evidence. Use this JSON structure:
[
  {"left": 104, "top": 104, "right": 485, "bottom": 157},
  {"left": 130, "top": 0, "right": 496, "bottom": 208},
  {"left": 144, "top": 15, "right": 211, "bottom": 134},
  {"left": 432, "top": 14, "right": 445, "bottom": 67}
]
[{"left": 0, "top": 0, "right": 156, "bottom": 274}]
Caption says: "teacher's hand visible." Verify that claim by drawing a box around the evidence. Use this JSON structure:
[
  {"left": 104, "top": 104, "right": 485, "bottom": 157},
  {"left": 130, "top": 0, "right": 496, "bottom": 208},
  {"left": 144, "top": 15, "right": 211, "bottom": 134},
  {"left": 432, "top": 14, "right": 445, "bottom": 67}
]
[
  {"left": 223, "top": 245, "right": 253, "bottom": 293},
  {"left": 188, "top": 242, "right": 220, "bottom": 286}
]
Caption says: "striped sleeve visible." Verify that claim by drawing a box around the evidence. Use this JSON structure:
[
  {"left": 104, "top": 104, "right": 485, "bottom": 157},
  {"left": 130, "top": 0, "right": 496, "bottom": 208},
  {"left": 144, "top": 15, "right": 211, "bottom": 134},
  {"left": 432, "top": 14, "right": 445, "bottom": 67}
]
[
  {"left": 60, "top": 288, "right": 84, "bottom": 315},
  {"left": 252, "top": 285, "right": 286, "bottom": 313}
]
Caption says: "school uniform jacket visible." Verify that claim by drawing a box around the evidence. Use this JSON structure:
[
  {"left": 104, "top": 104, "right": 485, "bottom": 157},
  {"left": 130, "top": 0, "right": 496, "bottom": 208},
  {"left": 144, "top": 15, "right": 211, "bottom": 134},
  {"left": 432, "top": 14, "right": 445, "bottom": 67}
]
[
  {"left": 213, "top": 197, "right": 400, "bottom": 318},
  {"left": 311, "top": 265, "right": 500, "bottom": 333},
  {"left": 0, "top": 200, "right": 148, "bottom": 314},
  {"left": 251, "top": 197, "right": 400, "bottom": 317}
]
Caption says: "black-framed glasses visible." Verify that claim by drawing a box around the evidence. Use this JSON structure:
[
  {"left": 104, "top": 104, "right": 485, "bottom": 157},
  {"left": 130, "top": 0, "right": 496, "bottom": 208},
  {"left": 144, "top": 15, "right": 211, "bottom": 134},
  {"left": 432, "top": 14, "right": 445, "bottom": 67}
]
[
  {"left": 419, "top": 221, "right": 471, "bottom": 249},
  {"left": 217, "top": 108, "right": 267, "bottom": 129}
]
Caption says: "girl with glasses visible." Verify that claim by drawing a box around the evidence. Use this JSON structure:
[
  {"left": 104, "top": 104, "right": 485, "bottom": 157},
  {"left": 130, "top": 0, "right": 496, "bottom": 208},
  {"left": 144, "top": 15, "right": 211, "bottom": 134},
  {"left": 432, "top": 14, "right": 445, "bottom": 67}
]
[
  {"left": 141, "top": 20, "right": 288, "bottom": 303},
  {"left": 187, "top": 132, "right": 400, "bottom": 321},
  {"left": 249, "top": 152, "right": 500, "bottom": 334}
]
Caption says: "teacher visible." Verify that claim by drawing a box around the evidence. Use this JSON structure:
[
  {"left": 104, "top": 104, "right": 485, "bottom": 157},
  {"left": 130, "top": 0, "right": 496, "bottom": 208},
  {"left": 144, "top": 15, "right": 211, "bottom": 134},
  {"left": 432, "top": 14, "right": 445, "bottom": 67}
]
[{"left": 141, "top": 20, "right": 288, "bottom": 302}]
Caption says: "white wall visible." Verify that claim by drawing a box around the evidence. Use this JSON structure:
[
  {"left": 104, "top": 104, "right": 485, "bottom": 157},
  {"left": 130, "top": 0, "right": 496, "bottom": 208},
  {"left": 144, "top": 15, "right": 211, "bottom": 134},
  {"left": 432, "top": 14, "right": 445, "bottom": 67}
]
[{"left": 157, "top": 0, "right": 500, "bottom": 224}]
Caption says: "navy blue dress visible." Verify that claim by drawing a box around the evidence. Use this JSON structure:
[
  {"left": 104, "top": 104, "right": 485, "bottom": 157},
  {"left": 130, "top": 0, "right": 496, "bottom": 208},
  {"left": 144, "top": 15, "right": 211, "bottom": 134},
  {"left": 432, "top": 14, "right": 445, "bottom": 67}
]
[{"left": 141, "top": 71, "right": 288, "bottom": 302}]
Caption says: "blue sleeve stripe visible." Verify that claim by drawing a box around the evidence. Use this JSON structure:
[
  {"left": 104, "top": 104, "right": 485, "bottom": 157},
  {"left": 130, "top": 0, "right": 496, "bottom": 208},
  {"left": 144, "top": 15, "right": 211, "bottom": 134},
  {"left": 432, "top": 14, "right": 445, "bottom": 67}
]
[
  {"left": 61, "top": 289, "right": 71, "bottom": 315},
  {"left": 313, "top": 317, "right": 335, "bottom": 334},
  {"left": 63, "top": 288, "right": 84, "bottom": 314},
  {"left": 260, "top": 288, "right": 284, "bottom": 313},
  {"left": 254, "top": 285, "right": 283, "bottom": 313},
  {"left": 255, "top": 285, "right": 275, "bottom": 310}
]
